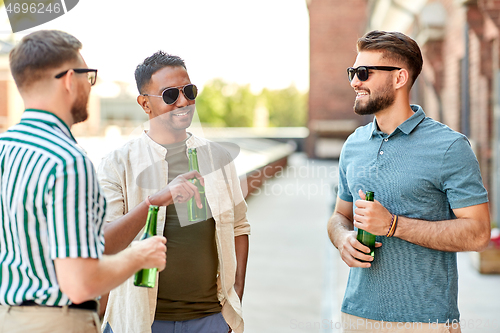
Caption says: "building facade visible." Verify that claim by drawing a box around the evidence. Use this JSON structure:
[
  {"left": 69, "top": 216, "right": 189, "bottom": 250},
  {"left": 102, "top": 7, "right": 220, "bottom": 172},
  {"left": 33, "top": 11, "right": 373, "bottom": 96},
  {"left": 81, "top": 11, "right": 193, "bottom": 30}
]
[
  {"left": 308, "top": 0, "right": 500, "bottom": 224},
  {"left": 307, "top": 0, "right": 369, "bottom": 158}
]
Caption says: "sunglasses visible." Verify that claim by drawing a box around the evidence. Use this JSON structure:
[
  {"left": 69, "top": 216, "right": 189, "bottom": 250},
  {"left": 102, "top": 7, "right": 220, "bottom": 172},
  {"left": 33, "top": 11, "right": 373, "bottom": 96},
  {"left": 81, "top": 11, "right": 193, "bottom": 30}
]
[
  {"left": 347, "top": 66, "right": 401, "bottom": 82},
  {"left": 55, "top": 68, "right": 98, "bottom": 86},
  {"left": 142, "top": 84, "right": 198, "bottom": 105}
]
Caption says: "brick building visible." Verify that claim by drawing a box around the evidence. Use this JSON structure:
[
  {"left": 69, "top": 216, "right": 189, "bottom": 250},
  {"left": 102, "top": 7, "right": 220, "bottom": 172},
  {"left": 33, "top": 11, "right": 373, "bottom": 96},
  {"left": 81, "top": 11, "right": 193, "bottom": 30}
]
[
  {"left": 306, "top": 0, "right": 369, "bottom": 158},
  {"left": 308, "top": 0, "right": 500, "bottom": 224}
]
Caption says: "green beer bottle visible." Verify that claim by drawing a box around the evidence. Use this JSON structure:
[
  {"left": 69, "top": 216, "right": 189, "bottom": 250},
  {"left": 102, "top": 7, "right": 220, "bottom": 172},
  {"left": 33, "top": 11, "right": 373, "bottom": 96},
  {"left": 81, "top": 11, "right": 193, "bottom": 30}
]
[
  {"left": 134, "top": 205, "right": 159, "bottom": 288},
  {"left": 187, "top": 148, "right": 207, "bottom": 222},
  {"left": 356, "top": 191, "right": 376, "bottom": 261}
]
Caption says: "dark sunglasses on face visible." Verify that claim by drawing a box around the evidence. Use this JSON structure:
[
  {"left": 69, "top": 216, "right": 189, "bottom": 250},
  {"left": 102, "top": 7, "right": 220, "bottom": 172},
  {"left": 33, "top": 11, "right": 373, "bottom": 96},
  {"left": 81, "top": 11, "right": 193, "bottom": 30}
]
[
  {"left": 55, "top": 68, "right": 98, "bottom": 86},
  {"left": 347, "top": 66, "right": 401, "bottom": 82},
  {"left": 142, "top": 84, "right": 198, "bottom": 105}
]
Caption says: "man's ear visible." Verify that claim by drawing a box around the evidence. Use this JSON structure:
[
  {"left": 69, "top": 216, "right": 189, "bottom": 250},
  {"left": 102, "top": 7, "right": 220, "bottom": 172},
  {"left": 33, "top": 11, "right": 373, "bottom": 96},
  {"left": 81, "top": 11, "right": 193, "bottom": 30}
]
[
  {"left": 62, "top": 69, "right": 76, "bottom": 93},
  {"left": 394, "top": 68, "right": 409, "bottom": 90},
  {"left": 137, "top": 95, "right": 151, "bottom": 114}
]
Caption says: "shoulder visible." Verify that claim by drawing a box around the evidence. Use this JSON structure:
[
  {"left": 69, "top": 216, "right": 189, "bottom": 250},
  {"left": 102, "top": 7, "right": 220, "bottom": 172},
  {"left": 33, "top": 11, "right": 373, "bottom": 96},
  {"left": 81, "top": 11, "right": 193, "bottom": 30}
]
[
  {"left": 100, "top": 136, "right": 144, "bottom": 164},
  {"left": 97, "top": 136, "right": 146, "bottom": 179},
  {"left": 345, "top": 122, "right": 373, "bottom": 144},
  {"left": 417, "top": 117, "right": 469, "bottom": 149}
]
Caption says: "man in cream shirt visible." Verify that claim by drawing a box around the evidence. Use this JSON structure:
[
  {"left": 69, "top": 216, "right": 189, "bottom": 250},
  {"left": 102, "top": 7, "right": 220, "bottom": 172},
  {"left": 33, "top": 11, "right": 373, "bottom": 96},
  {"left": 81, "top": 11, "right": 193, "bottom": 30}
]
[{"left": 98, "top": 51, "right": 250, "bottom": 333}]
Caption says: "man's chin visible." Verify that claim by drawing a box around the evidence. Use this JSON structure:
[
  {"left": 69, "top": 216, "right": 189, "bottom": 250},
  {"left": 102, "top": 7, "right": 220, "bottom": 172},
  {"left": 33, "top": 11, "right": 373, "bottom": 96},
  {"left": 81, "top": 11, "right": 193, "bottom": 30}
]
[
  {"left": 353, "top": 102, "right": 374, "bottom": 115},
  {"left": 71, "top": 110, "right": 88, "bottom": 125}
]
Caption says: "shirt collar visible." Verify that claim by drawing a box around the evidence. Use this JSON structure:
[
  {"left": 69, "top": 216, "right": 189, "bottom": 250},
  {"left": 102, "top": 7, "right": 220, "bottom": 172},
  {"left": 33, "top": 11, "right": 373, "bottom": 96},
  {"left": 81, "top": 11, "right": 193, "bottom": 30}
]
[
  {"left": 369, "top": 104, "right": 425, "bottom": 140},
  {"left": 20, "top": 109, "right": 76, "bottom": 142}
]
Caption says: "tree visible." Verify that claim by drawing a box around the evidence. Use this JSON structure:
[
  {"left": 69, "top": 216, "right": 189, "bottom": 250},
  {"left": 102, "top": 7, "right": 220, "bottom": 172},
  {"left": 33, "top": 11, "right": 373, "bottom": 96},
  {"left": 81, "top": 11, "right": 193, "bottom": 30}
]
[
  {"left": 196, "top": 79, "right": 256, "bottom": 127},
  {"left": 196, "top": 79, "right": 308, "bottom": 127},
  {"left": 261, "top": 85, "right": 307, "bottom": 127}
]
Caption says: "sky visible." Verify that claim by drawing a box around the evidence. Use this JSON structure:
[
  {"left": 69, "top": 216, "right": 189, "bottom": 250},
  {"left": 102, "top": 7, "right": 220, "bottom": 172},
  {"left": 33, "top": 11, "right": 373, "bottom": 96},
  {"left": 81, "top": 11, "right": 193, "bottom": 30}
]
[{"left": 0, "top": 0, "right": 310, "bottom": 94}]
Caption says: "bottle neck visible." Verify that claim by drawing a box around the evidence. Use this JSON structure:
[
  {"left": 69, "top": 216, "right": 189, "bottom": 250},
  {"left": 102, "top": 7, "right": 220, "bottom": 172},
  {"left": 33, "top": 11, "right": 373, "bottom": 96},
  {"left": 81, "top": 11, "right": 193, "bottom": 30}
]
[
  {"left": 145, "top": 210, "right": 158, "bottom": 236},
  {"left": 189, "top": 150, "right": 200, "bottom": 172}
]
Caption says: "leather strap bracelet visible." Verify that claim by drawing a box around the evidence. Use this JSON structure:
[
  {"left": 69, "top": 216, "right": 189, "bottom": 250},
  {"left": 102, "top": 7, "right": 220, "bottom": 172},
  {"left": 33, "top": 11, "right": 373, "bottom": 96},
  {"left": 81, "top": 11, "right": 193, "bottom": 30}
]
[{"left": 386, "top": 214, "right": 398, "bottom": 237}]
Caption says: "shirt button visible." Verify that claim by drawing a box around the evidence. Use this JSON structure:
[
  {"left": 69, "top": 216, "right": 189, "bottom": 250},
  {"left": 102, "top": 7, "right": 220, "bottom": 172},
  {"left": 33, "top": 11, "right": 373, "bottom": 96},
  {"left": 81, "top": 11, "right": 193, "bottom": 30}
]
[
  {"left": 380, "top": 151, "right": 384, "bottom": 155},
  {"left": 384, "top": 138, "right": 388, "bottom": 142}
]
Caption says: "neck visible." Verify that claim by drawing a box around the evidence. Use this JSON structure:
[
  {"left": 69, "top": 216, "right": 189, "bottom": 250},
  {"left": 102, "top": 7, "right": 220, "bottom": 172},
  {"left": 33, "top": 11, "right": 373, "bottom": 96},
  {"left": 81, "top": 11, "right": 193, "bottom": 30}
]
[
  {"left": 147, "top": 126, "right": 188, "bottom": 145},
  {"left": 23, "top": 96, "right": 74, "bottom": 128},
  {"left": 373, "top": 94, "right": 414, "bottom": 135}
]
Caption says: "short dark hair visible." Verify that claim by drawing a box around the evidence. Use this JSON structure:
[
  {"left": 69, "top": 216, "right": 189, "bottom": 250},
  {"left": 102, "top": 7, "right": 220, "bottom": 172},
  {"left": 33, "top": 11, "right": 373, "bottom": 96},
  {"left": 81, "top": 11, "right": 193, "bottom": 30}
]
[
  {"left": 357, "top": 30, "right": 423, "bottom": 86},
  {"left": 9, "top": 30, "right": 82, "bottom": 90},
  {"left": 134, "top": 51, "right": 186, "bottom": 93}
]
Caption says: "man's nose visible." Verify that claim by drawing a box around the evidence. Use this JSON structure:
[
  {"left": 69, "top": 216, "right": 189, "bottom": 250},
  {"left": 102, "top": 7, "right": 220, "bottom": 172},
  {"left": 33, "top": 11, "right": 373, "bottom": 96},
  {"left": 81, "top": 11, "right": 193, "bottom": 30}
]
[
  {"left": 174, "top": 89, "right": 190, "bottom": 107},
  {"left": 350, "top": 74, "right": 362, "bottom": 89}
]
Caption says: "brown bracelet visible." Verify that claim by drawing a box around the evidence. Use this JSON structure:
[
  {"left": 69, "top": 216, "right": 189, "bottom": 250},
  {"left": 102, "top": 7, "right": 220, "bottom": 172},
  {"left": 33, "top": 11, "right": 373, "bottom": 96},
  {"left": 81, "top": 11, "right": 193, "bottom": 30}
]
[
  {"left": 386, "top": 214, "right": 395, "bottom": 237},
  {"left": 387, "top": 215, "right": 398, "bottom": 237}
]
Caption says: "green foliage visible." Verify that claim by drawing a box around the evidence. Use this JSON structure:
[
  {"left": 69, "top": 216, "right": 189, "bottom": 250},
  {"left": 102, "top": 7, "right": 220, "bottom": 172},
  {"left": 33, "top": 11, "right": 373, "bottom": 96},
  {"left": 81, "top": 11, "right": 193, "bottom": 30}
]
[
  {"left": 196, "top": 79, "right": 308, "bottom": 127},
  {"left": 261, "top": 85, "right": 308, "bottom": 127}
]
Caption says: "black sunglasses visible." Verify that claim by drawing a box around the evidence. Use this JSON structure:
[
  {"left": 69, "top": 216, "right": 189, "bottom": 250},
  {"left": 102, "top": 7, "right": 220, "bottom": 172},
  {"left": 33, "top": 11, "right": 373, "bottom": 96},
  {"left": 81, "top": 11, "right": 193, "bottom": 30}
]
[
  {"left": 142, "top": 84, "right": 198, "bottom": 105},
  {"left": 55, "top": 68, "right": 98, "bottom": 86},
  {"left": 347, "top": 66, "right": 401, "bottom": 82}
]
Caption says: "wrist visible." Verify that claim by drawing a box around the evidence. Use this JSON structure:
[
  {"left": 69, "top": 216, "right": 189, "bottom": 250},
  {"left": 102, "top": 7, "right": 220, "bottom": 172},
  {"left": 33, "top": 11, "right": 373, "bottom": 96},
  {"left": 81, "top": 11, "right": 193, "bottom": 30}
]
[
  {"left": 386, "top": 214, "right": 399, "bottom": 237},
  {"left": 122, "top": 246, "right": 144, "bottom": 271},
  {"left": 147, "top": 192, "right": 173, "bottom": 207}
]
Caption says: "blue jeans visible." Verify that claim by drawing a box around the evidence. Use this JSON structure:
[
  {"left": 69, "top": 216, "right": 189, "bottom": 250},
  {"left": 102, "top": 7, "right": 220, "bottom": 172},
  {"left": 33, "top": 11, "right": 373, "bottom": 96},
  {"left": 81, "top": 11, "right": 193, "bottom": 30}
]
[
  {"left": 103, "top": 312, "right": 229, "bottom": 333},
  {"left": 151, "top": 313, "right": 229, "bottom": 333}
]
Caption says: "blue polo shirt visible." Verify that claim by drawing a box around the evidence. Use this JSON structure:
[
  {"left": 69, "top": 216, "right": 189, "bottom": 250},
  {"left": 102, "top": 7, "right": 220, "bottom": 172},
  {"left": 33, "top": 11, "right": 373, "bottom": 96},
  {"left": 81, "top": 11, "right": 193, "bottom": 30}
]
[{"left": 338, "top": 105, "right": 488, "bottom": 323}]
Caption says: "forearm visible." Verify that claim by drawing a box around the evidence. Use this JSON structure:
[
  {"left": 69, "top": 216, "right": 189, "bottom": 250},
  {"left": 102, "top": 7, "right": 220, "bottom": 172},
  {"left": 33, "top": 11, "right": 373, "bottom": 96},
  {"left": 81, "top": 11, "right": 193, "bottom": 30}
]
[
  {"left": 327, "top": 212, "right": 354, "bottom": 250},
  {"left": 395, "top": 214, "right": 490, "bottom": 252},
  {"left": 103, "top": 202, "right": 150, "bottom": 254},
  {"left": 234, "top": 235, "right": 249, "bottom": 301},
  {"left": 55, "top": 249, "right": 142, "bottom": 304},
  {"left": 103, "top": 192, "right": 172, "bottom": 254},
  {"left": 56, "top": 236, "right": 166, "bottom": 304}
]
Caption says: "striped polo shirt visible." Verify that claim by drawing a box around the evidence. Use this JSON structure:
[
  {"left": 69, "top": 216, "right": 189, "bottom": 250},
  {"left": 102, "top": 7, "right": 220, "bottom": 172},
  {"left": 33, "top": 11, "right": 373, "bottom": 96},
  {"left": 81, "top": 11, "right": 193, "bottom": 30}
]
[
  {"left": 0, "top": 109, "right": 106, "bottom": 306},
  {"left": 338, "top": 105, "right": 488, "bottom": 323}
]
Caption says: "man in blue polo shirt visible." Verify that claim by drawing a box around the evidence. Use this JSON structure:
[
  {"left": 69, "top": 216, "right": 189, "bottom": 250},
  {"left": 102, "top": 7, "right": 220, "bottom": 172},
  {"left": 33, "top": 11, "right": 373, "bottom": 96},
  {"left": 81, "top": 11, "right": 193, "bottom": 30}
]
[{"left": 327, "top": 30, "right": 491, "bottom": 332}]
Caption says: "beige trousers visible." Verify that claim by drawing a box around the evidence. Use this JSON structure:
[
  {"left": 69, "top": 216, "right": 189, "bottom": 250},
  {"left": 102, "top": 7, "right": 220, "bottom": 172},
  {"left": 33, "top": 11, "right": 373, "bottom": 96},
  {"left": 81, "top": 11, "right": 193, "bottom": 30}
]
[
  {"left": 0, "top": 305, "right": 100, "bottom": 333},
  {"left": 342, "top": 313, "right": 462, "bottom": 333}
]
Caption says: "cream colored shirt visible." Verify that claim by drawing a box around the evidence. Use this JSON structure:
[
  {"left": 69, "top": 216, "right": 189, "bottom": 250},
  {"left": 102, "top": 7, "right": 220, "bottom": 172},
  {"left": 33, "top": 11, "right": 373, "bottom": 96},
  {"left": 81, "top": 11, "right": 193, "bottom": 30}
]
[{"left": 97, "top": 132, "right": 250, "bottom": 333}]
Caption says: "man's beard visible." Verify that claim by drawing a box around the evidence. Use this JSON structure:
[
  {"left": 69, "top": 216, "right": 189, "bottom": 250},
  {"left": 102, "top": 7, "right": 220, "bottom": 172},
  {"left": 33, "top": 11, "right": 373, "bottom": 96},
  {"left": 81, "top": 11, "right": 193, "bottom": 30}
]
[
  {"left": 71, "top": 84, "right": 89, "bottom": 125},
  {"left": 354, "top": 81, "right": 395, "bottom": 115}
]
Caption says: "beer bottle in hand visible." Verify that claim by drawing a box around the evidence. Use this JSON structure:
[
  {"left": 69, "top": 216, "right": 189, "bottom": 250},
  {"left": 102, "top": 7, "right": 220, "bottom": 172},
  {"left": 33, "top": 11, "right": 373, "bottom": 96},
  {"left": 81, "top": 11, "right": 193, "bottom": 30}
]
[
  {"left": 356, "top": 191, "right": 376, "bottom": 262},
  {"left": 187, "top": 148, "right": 207, "bottom": 222},
  {"left": 134, "top": 205, "right": 159, "bottom": 288}
]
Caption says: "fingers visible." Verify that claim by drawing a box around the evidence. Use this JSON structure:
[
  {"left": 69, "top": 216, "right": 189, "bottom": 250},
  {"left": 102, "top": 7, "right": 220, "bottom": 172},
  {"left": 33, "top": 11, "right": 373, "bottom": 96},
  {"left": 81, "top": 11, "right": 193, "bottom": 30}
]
[
  {"left": 137, "top": 236, "right": 167, "bottom": 271},
  {"left": 169, "top": 172, "right": 204, "bottom": 207},
  {"left": 358, "top": 189, "right": 366, "bottom": 200},
  {"left": 184, "top": 170, "right": 205, "bottom": 186},
  {"left": 350, "top": 235, "right": 372, "bottom": 256},
  {"left": 191, "top": 182, "right": 202, "bottom": 209},
  {"left": 340, "top": 233, "right": 374, "bottom": 268}
]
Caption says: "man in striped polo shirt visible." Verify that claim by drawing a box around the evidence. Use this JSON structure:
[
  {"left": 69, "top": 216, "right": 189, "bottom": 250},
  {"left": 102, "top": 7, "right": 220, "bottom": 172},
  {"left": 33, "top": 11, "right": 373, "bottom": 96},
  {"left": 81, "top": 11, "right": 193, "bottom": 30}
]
[{"left": 0, "top": 30, "right": 173, "bottom": 333}]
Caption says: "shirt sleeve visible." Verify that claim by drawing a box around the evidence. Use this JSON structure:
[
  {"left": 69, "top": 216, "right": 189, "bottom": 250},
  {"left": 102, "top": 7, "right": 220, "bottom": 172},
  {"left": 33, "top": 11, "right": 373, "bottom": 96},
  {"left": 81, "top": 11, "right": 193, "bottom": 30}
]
[
  {"left": 221, "top": 146, "right": 250, "bottom": 237},
  {"left": 46, "top": 155, "right": 106, "bottom": 260},
  {"left": 230, "top": 161, "right": 250, "bottom": 237},
  {"left": 440, "top": 136, "right": 489, "bottom": 209},
  {"left": 337, "top": 143, "right": 353, "bottom": 202},
  {"left": 97, "top": 154, "right": 126, "bottom": 223}
]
